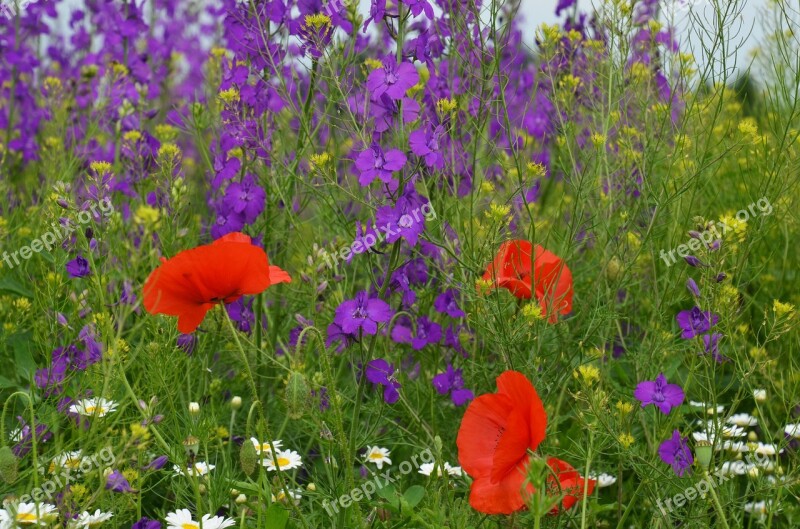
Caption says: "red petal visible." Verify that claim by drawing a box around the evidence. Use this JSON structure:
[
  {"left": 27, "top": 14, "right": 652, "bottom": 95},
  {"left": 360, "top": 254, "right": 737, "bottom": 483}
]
[
  {"left": 457, "top": 393, "right": 514, "bottom": 478},
  {"left": 496, "top": 371, "right": 547, "bottom": 451},
  {"left": 468, "top": 461, "right": 534, "bottom": 515}
]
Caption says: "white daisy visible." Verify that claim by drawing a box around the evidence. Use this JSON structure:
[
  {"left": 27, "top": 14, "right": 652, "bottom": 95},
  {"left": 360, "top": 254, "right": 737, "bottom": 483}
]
[
  {"left": 271, "top": 488, "right": 302, "bottom": 505},
  {"left": 363, "top": 446, "right": 392, "bottom": 470},
  {"left": 590, "top": 473, "right": 617, "bottom": 488},
  {"left": 4, "top": 502, "right": 58, "bottom": 526},
  {"left": 73, "top": 510, "right": 113, "bottom": 528},
  {"left": 418, "top": 462, "right": 462, "bottom": 477},
  {"left": 784, "top": 423, "right": 800, "bottom": 438},
  {"left": 44, "top": 451, "right": 87, "bottom": 475},
  {"left": 689, "top": 401, "right": 725, "bottom": 415},
  {"left": 173, "top": 461, "right": 215, "bottom": 477},
  {"left": 743, "top": 500, "right": 772, "bottom": 518},
  {"left": 165, "top": 509, "right": 236, "bottom": 529},
  {"left": 752, "top": 442, "right": 781, "bottom": 457},
  {"left": 263, "top": 449, "right": 303, "bottom": 472},
  {"left": 753, "top": 389, "right": 767, "bottom": 402},
  {"left": 721, "top": 424, "right": 747, "bottom": 438},
  {"left": 249, "top": 437, "right": 283, "bottom": 455},
  {"left": 718, "top": 460, "right": 753, "bottom": 476},
  {"left": 722, "top": 440, "right": 749, "bottom": 453},
  {"left": 69, "top": 398, "right": 118, "bottom": 418},
  {"left": 727, "top": 413, "right": 758, "bottom": 427}
]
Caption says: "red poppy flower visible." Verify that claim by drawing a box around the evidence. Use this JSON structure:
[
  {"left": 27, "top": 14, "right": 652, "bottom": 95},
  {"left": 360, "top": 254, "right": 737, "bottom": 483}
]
[
  {"left": 545, "top": 457, "right": 596, "bottom": 513},
  {"left": 143, "top": 232, "right": 290, "bottom": 333},
  {"left": 481, "top": 240, "right": 573, "bottom": 323},
  {"left": 456, "top": 370, "right": 547, "bottom": 514}
]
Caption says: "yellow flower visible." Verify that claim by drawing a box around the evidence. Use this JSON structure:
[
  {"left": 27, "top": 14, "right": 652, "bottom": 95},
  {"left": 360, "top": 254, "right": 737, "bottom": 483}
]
[
  {"left": 521, "top": 303, "right": 543, "bottom": 322},
  {"left": 475, "top": 277, "right": 493, "bottom": 296},
  {"left": 485, "top": 203, "right": 512, "bottom": 224},
  {"left": 218, "top": 87, "right": 240, "bottom": 105},
  {"left": 154, "top": 124, "right": 179, "bottom": 143},
  {"left": 480, "top": 181, "right": 495, "bottom": 194},
  {"left": 90, "top": 161, "right": 113, "bottom": 176},
  {"left": 527, "top": 162, "right": 546, "bottom": 178},
  {"left": 310, "top": 152, "right": 332, "bottom": 169},
  {"left": 134, "top": 205, "right": 160, "bottom": 227},
  {"left": 436, "top": 98, "right": 458, "bottom": 116},
  {"left": 303, "top": 13, "right": 331, "bottom": 30},
  {"left": 158, "top": 143, "right": 181, "bottom": 162},
  {"left": 363, "top": 58, "right": 384, "bottom": 70},
  {"left": 772, "top": 299, "right": 795, "bottom": 318},
  {"left": 616, "top": 401, "right": 634, "bottom": 415},
  {"left": 574, "top": 365, "right": 600, "bottom": 385},
  {"left": 123, "top": 130, "right": 142, "bottom": 143},
  {"left": 618, "top": 433, "right": 635, "bottom": 448}
]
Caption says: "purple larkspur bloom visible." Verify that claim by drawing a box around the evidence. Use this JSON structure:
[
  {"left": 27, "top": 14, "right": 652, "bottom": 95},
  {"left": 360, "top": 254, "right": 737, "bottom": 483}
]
[
  {"left": 176, "top": 334, "right": 197, "bottom": 355},
  {"left": 326, "top": 322, "right": 354, "bottom": 352},
  {"left": 362, "top": 0, "right": 387, "bottom": 31},
  {"left": 334, "top": 291, "right": 392, "bottom": 335},
  {"left": 676, "top": 306, "right": 719, "bottom": 339},
  {"left": 66, "top": 255, "right": 91, "bottom": 278},
  {"left": 402, "top": 0, "right": 434, "bottom": 18},
  {"left": 658, "top": 430, "right": 694, "bottom": 477},
  {"left": 409, "top": 125, "right": 445, "bottom": 169},
  {"left": 555, "top": 0, "right": 577, "bottom": 16},
  {"left": 144, "top": 455, "right": 169, "bottom": 471},
  {"left": 106, "top": 470, "right": 134, "bottom": 493},
  {"left": 355, "top": 143, "right": 407, "bottom": 187},
  {"left": 634, "top": 373, "right": 684, "bottom": 415},
  {"left": 366, "top": 58, "right": 419, "bottom": 100},
  {"left": 391, "top": 316, "right": 442, "bottom": 350},
  {"left": 365, "top": 358, "right": 401, "bottom": 404},
  {"left": 684, "top": 255, "right": 708, "bottom": 268},
  {"left": 224, "top": 173, "right": 265, "bottom": 224},
  {"left": 434, "top": 289, "right": 466, "bottom": 318},
  {"left": 432, "top": 364, "right": 474, "bottom": 406},
  {"left": 132, "top": 517, "right": 162, "bottom": 529},
  {"left": 374, "top": 189, "right": 430, "bottom": 247},
  {"left": 11, "top": 416, "right": 52, "bottom": 457}
]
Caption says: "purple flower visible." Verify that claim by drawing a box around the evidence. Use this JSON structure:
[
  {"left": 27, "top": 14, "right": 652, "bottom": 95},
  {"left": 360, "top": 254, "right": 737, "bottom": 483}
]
[
  {"left": 432, "top": 364, "right": 474, "bottom": 406},
  {"left": 326, "top": 322, "right": 354, "bottom": 352},
  {"left": 176, "top": 334, "right": 197, "bottom": 355},
  {"left": 434, "top": 289, "right": 466, "bottom": 318},
  {"left": 144, "top": 455, "right": 169, "bottom": 471},
  {"left": 11, "top": 416, "right": 52, "bottom": 457},
  {"left": 684, "top": 255, "right": 708, "bottom": 268},
  {"left": 224, "top": 173, "right": 265, "bottom": 224},
  {"left": 366, "top": 58, "right": 419, "bottom": 101},
  {"left": 409, "top": 125, "right": 445, "bottom": 169},
  {"left": 334, "top": 291, "right": 392, "bottom": 335},
  {"left": 66, "top": 255, "right": 91, "bottom": 278},
  {"left": 658, "top": 430, "right": 694, "bottom": 477},
  {"left": 362, "top": 0, "right": 387, "bottom": 31},
  {"left": 374, "top": 188, "right": 430, "bottom": 247},
  {"left": 365, "top": 358, "right": 401, "bottom": 404},
  {"left": 402, "top": 0, "right": 434, "bottom": 18},
  {"left": 354, "top": 143, "right": 407, "bottom": 187},
  {"left": 676, "top": 307, "right": 719, "bottom": 339},
  {"left": 634, "top": 373, "right": 684, "bottom": 415},
  {"left": 702, "top": 333, "right": 727, "bottom": 363},
  {"left": 686, "top": 278, "right": 700, "bottom": 297},
  {"left": 106, "top": 470, "right": 134, "bottom": 493},
  {"left": 132, "top": 517, "right": 162, "bottom": 529},
  {"left": 391, "top": 316, "right": 442, "bottom": 350}
]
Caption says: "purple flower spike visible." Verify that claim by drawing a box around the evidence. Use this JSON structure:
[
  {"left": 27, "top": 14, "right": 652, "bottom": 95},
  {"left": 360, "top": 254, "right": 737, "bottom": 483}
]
[
  {"left": 676, "top": 306, "right": 719, "bottom": 339},
  {"left": 106, "top": 470, "right": 134, "bottom": 493},
  {"left": 432, "top": 364, "right": 474, "bottom": 406},
  {"left": 702, "top": 333, "right": 728, "bottom": 363},
  {"left": 366, "top": 58, "right": 419, "bottom": 101},
  {"left": 658, "top": 430, "right": 694, "bottom": 477},
  {"left": 334, "top": 291, "right": 392, "bottom": 336},
  {"left": 434, "top": 289, "right": 466, "bottom": 318},
  {"left": 686, "top": 278, "right": 700, "bottom": 297},
  {"left": 684, "top": 255, "right": 708, "bottom": 268},
  {"left": 365, "top": 358, "right": 401, "bottom": 404},
  {"left": 355, "top": 143, "right": 407, "bottom": 187},
  {"left": 634, "top": 373, "right": 684, "bottom": 415}
]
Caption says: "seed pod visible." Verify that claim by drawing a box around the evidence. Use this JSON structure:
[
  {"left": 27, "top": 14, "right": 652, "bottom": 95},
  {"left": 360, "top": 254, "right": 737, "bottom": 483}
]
[
  {"left": 0, "top": 446, "right": 19, "bottom": 484},
  {"left": 285, "top": 371, "right": 311, "bottom": 420},
  {"left": 240, "top": 439, "right": 257, "bottom": 476}
]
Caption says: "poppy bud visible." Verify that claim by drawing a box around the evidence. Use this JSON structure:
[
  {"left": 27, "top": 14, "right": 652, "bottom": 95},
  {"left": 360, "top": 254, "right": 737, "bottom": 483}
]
[
  {"left": 0, "top": 446, "right": 19, "bottom": 484},
  {"left": 231, "top": 396, "right": 242, "bottom": 410},
  {"left": 285, "top": 371, "right": 311, "bottom": 420},
  {"left": 182, "top": 436, "right": 200, "bottom": 457},
  {"left": 240, "top": 439, "right": 257, "bottom": 476}
]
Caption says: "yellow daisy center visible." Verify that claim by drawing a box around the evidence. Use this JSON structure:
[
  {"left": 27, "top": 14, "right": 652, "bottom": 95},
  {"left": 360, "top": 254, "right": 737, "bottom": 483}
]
[
  {"left": 369, "top": 452, "right": 384, "bottom": 460},
  {"left": 17, "top": 513, "right": 38, "bottom": 523},
  {"left": 276, "top": 457, "right": 290, "bottom": 467},
  {"left": 181, "top": 523, "right": 199, "bottom": 529}
]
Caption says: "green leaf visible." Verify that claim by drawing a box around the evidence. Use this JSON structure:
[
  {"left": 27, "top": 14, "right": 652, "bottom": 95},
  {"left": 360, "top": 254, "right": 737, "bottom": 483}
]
[
  {"left": 0, "top": 276, "right": 33, "bottom": 298},
  {"left": 402, "top": 485, "right": 426, "bottom": 509},
  {"left": 10, "top": 333, "right": 36, "bottom": 379},
  {"left": 264, "top": 503, "right": 289, "bottom": 529}
]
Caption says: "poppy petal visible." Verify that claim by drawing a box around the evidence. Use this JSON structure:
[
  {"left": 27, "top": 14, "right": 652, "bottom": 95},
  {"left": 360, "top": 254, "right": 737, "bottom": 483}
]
[
  {"left": 468, "top": 463, "right": 533, "bottom": 515},
  {"left": 491, "top": 408, "right": 531, "bottom": 483},
  {"left": 457, "top": 393, "right": 514, "bottom": 477},
  {"left": 496, "top": 371, "right": 547, "bottom": 450}
]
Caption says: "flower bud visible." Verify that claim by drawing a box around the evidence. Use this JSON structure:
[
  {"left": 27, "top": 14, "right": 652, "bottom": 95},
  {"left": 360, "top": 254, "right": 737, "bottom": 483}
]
[
  {"left": 694, "top": 440, "right": 713, "bottom": 470},
  {"left": 285, "top": 371, "right": 311, "bottom": 420},
  {"left": 0, "top": 446, "right": 19, "bottom": 484},
  {"left": 240, "top": 439, "right": 257, "bottom": 476},
  {"left": 188, "top": 402, "right": 200, "bottom": 415},
  {"left": 231, "top": 396, "right": 242, "bottom": 410}
]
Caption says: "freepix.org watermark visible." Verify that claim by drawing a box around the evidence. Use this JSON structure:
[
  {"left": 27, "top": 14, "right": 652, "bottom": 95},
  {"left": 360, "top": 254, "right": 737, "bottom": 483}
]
[
  {"left": 20, "top": 446, "right": 116, "bottom": 503},
  {"left": 0, "top": 0, "right": 33, "bottom": 19},
  {"left": 1, "top": 197, "right": 114, "bottom": 270},
  {"left": 318, "top": 202, "right": 436, "bottom": 270},
  {"left": 659, "top": 197, "right": 772, "bottom": 267},
  {"left": 322, "top": 449, "right": 434, "bottom": 516}
]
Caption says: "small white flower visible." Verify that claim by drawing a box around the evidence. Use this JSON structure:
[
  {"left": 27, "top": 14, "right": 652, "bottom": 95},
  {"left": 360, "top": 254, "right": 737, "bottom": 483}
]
[
  {"left": 363, "top": 446, "right": 392, "bottom": 470},
  {"left": 188, "top": 402, "right": 201, "bottom": 415},
  {"left": 722, "top": 440, "right": 749, "bottom": 453},
  {"left": 44, "top": 451, "right": 87, "bottom": 475},
  {"left": 264, "top": 449, "right": 303, "bottom": 472},
  {"left": 271, "top": 488, "right": 302, "bottom": 505},
  {"left": 743, "top": 500, "right": 772, "bottom": 519},
  {"left": 718, "top": 460, "right": 753, "bottom": 476},
  {"left": 69, "top": 398, "right": 118, "bottom": 418},
  {"left": 689, "top": 401, "right": 725, "bottom": 415},
  {"left": 249, "top": 437, "right": 283, "bottom": 455},
  {"left": 784, "top": 423, "right": 800, "bottom": 438},
  {"left": 752, "top": 442, "right": 781, "bottom": 457},
  {"left": 165, "top": 509, "right": 235, "bottom": 529},
  {"left": 418, "top": 462, "right": 462, "bottom": 477},
  {"left": 721, "top": 424, "right": 747, "bottom": 438},
  {"left": 173, "top": 461, "right": 215, "bottom": 477},
  {"left": 590, "top": 473, "right": 617, "bottom": 488},
  {"left": 727, "top": 413, "right": 758, "bottom": 427},
  {"left": 73, "top": 510, "right": 113, "bottom": 528},
  {"left": 753, "top": 389, "right": 767, "bottom": 402},
  {"left": 4, "top": 502, "right": 59, "bottom": 526}
]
